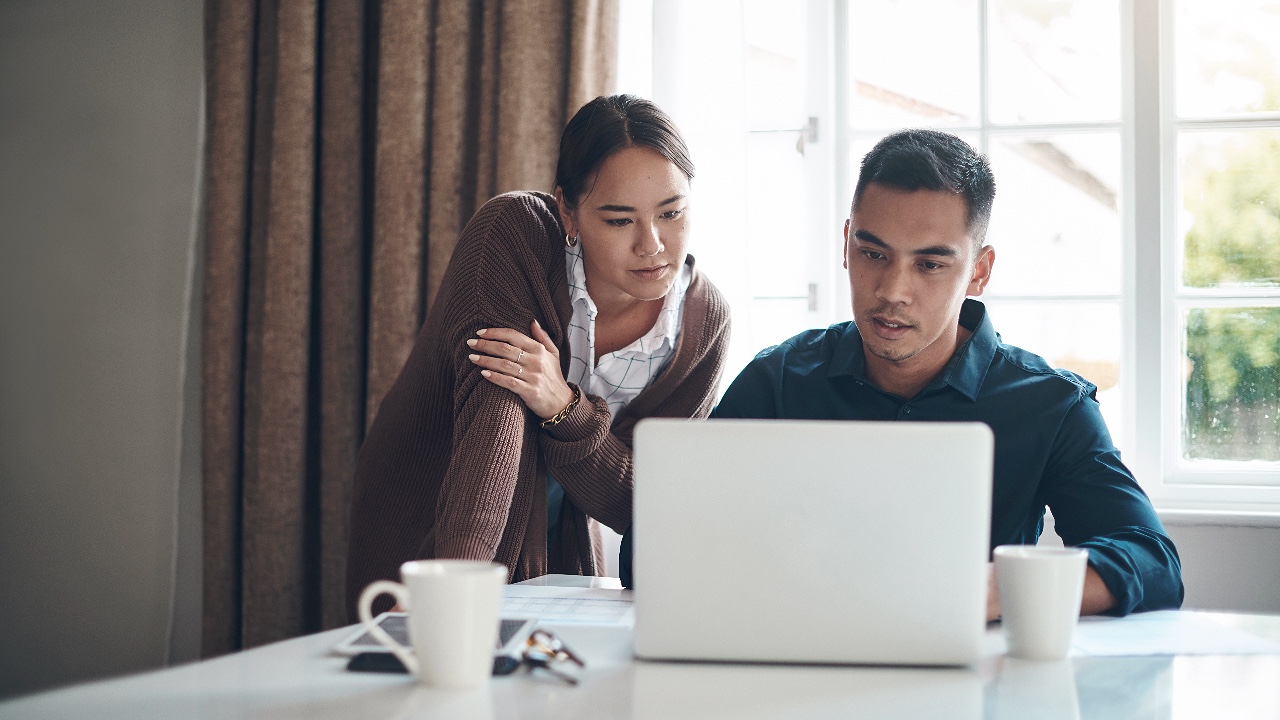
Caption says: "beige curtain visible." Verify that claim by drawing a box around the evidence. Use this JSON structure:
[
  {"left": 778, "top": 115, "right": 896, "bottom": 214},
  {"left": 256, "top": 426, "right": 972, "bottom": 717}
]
[{"left": 201, "top": 0, "right": 617, "bottom": 657}]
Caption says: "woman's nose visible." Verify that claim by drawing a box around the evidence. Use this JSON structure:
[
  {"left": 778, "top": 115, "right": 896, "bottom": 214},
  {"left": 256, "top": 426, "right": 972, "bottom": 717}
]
[{"left": 636, "top": 221, "right": 664, "bottom": 256}]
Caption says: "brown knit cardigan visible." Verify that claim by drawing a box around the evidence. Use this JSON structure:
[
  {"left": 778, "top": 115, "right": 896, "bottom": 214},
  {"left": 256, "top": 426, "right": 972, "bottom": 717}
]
[{"left": 345, "top": 191, "right": 730, "bottom": 618}]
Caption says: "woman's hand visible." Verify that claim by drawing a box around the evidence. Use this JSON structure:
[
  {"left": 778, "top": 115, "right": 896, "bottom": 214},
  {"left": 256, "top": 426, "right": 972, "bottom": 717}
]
[{"left": 467, "top": 319, "right": 577, "bottom": 420}]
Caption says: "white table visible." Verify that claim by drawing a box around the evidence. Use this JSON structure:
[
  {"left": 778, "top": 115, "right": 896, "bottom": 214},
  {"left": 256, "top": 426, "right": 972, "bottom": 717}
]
[{"left": 3, "top": 576, "right": 1279, "bottom": 720}]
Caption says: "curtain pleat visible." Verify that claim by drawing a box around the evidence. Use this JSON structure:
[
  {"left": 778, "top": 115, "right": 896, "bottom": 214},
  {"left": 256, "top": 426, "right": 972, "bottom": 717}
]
[
  {"left": 201, "top": 0, "right": 256, "bottom": 658},
  {"left": 364, "top": 0, "right": 430, "bottom": 426},
  {"left": 316, "top": 0, "right": 371, "bottom": 634},
  {"left": 426, "top": 0, "right": 482, "bottom": 313},
  {"left": 240, "top": 0, "right": 319, "bottom": 649},
  {"left": 567, "top": 0, "right": 618, "bottom": 117},
  {"left": 201, "top": 0, "right": 618, "bottom": 657}
]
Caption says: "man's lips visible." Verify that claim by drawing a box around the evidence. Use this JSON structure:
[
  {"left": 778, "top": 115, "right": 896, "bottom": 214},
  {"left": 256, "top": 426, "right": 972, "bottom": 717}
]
[{"left": 870, "top": 316, "right": 913, "bottom": 339}]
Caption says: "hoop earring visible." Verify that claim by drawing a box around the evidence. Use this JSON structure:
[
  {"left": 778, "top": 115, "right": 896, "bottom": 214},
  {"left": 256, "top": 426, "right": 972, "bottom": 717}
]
[{"left": 565, "top": 232, "right": 579, "bottom": 248}]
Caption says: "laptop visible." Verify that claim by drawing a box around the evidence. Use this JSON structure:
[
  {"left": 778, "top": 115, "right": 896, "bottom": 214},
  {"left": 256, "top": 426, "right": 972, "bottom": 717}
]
[{"left": 632, "top": 418, "right": 994, "bottom": 666}]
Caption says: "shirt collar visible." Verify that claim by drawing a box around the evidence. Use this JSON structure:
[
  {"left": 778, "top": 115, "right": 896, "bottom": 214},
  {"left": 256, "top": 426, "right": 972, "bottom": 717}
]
[
  {"left": 935, "top": 299, "right": 997, "bottom": 401},
  {"left": 826, "top": 298, "right": 996, "bottom": 402},
  {"left": 566, "top": 241, "right": 592, "bottom": 310}
]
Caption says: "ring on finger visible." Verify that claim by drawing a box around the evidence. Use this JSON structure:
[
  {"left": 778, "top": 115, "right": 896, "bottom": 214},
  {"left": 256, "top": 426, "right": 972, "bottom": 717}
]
[
  {"left": 516, "top": 349, "right": 525, "bottom": 364},
  {"left": 518, "top": 366, "right": 524, "bottom": 376}
]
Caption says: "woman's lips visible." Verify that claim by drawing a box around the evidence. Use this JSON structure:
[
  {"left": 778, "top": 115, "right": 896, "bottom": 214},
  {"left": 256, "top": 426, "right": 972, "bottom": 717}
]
[{"left": 632, "top": 265, "right": 669, "bottom": 282}]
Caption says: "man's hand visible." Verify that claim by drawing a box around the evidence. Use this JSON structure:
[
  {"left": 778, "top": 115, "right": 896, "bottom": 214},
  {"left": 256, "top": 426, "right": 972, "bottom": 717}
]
[
  {"left": 1080, "top": 566, "right": 1117, "bottom": 616},
  {"left": 986, "top": 563, "right": 1001, "bottom": 622},
  {"left": 986, "top": 560, "right": 1117, "bottom": 622}
]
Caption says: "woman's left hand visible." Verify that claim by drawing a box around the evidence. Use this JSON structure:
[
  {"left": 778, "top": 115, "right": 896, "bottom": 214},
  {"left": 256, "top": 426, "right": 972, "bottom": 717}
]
[{"left": 467, "top": 320, "right": 577, "bottom": 420}]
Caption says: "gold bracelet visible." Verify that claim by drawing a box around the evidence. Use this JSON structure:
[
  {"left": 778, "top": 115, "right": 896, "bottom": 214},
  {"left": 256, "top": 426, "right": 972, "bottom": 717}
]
[{"left": 540, "top": 388, "right": 581, "bottom": 428}]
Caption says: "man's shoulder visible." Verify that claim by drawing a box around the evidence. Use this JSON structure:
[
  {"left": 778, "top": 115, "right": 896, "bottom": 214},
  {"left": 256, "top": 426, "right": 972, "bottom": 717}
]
[
  {"left": 747, "top": 322, "right": 851, "bottom": 372},
  {"left": 715, "top": 323, "right": 854, "bottom": 418},
  {"left": 991, "top": 339, "right": 1097, "bottom": 399}
]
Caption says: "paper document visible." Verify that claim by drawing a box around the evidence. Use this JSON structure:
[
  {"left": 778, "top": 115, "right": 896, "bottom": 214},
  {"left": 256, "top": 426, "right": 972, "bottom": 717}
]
[
  {"left": 1069, "top": 611, "right": 1280, "bottom": 657},
  {"left": 502, "top": 584, "right": 634, "bottom": 627}
]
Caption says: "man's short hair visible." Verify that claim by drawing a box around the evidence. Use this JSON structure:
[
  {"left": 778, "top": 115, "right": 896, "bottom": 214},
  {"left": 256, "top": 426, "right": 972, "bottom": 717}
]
[{"left": 852, "top": 129, "right": 996, "bottom": 248}]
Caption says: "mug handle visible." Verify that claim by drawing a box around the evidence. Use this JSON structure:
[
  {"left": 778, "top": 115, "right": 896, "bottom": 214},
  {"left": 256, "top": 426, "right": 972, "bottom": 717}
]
[{"left": 357, "top": 580, "right": 419, "bottom": 676}]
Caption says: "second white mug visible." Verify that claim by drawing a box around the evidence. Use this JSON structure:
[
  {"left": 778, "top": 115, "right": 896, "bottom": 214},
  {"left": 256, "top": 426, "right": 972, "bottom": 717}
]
[{"left": 994, "top": 545, "right": 1089, "bottom": 661}]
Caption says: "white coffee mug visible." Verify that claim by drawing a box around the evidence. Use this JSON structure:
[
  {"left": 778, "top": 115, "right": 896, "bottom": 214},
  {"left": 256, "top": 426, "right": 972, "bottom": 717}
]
[
  {"left": 357, "top": 560, "right": 507, "bottom": 688},
  {"left": 993, "top": 545, "right": 1089, "bottom": 661}
]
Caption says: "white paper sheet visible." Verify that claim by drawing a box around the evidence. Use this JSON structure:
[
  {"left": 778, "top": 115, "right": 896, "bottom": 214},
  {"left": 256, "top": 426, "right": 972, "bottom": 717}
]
[
  {"left": 501, "top": 585, "right": 635, "bottom": 626},
  {"left": 1068, "top": 610, "right": 1280, "bottom": 657}
]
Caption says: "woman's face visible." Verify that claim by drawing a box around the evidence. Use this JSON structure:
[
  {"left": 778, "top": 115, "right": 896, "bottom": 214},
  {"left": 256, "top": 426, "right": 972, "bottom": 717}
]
[{"left": 557, "top": 146, "right": 691, "bottom": 312}]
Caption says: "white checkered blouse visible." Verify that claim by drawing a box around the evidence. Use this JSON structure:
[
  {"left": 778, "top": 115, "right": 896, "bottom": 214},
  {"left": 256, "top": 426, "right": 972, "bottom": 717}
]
[{"left": 563, "top": 241, "right": 691, "bottom": 419}]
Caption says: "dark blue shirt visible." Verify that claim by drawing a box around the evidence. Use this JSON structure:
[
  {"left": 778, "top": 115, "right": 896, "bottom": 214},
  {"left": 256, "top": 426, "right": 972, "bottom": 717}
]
[{"left": 709, "top": 299, "right": 1183, "bottom": 616}]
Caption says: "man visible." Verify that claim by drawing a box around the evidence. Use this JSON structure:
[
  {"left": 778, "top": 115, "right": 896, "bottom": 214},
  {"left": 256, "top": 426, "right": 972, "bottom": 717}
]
[{"left": 709, "top": 129, "right": 1182, "bottom": 618}]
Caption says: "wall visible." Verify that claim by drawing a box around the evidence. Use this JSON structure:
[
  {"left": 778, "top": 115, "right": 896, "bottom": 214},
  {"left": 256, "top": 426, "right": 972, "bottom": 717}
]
[
  {"left": 1165, "top": 521, "right": 1280, "bottom": 614},
  {"left": 0, "top": 0, "right": 202, "bottom": 699}
]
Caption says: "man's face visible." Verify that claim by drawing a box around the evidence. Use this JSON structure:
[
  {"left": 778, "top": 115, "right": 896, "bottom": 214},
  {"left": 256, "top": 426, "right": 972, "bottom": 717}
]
[{"left": 843, "top": 182, "right": 994, "bottom": 374}]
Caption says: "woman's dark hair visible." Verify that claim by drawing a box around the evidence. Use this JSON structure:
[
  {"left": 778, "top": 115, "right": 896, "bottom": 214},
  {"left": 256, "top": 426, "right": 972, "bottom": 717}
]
[
  {"left": 555, "top": 94, "right": 695, "bottom": 210},
  {"left": 853, "top": 129, "right": 996, "bottom": 247}
]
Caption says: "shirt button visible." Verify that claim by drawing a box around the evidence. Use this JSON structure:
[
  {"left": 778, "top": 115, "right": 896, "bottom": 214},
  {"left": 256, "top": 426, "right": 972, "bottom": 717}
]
[{"left": 903, "top": 406, "right": 912, "bottom": 415}]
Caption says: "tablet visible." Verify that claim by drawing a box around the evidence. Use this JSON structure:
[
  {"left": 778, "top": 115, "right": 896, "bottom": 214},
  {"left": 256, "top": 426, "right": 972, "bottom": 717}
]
[{"left": 332, "top": 612, "right": 537, "bottom": 658}]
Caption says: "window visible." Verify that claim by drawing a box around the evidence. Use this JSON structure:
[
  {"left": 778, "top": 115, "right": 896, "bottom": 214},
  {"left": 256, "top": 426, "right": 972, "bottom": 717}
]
[
  {"left": 1163, "top": 0, "right": 1280, "bottom": 494},
  {"left": 619, "top": 0, "right": 1280, "bottom": 510}
]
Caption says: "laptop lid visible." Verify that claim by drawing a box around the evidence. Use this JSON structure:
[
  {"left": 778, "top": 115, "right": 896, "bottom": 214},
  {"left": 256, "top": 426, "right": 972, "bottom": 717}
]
[{"left": 632, "top": 418, "right": 993, "bottom": 666}]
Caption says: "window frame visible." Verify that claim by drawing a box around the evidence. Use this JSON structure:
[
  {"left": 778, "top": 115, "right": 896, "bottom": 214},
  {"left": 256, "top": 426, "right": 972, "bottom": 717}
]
[{"left": 1144, "top": 0, "right": 1280, "bottom": 509}]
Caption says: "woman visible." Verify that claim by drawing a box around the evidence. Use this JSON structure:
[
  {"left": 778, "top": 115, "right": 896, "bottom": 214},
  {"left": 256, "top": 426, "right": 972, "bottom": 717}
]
[{"left": 345, "top": 95, "right": 730, "bottom": 616}]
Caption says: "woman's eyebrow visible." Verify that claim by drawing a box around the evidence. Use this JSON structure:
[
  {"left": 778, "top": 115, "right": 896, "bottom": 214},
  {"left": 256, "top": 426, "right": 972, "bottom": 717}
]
[{"left": 596, "top": 194, "right": 686, "bottom": 213}]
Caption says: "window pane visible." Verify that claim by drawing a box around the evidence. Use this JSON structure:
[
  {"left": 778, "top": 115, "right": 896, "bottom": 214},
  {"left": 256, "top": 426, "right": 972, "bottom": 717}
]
[
  {"left": 987, "top": 0, "right": 1120, "bottom": 124},
  {"left": 984, "top": 301, "right": 1124, "bottom": 439},
  {"left": 744, "top": 0, "right": 806, "bottom": 130},
  {"left": 1183, "top": 307, "right": 1280, "bottom": 462},
  {"left": 748, "top": 298, "right": 815, "bottom": 357},
  {"left": 985, "top": 133, "right": 1122, "bottom": 296},
  {"left": 1179, "top": 130, "right": 1280, "bottom": 289},
  {"left": 847, "top": 0, "right": 979, "bottom": 129},
  {"left": 746, "top": 132, "right": 808, "bottom": 299},
  {"left": 1175, "top": 0, "right": 1280, "bottom": 117}
]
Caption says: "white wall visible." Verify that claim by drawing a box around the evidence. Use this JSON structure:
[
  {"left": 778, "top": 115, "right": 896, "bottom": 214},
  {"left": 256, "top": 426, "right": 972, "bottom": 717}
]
[
  {"left": 0, "top": 0, "right": 202, "bottom": 699},
  {"left": 1165, "top": 521, "right": 1280, "bottom": 614}
]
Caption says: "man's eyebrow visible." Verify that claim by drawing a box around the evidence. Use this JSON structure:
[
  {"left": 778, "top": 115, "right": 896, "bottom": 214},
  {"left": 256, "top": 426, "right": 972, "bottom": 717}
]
[
  {"left": 596, "top": 194, "right": 685, "bottom": 212},
  {"left": 914, "top": 245, "right": 957, "bottom": 257},
  {"left": 852, "top": 229, "right": 888, "bottom": 248},
  {"left": 852, "top": 229, "right": 957, "bottom": 257}
]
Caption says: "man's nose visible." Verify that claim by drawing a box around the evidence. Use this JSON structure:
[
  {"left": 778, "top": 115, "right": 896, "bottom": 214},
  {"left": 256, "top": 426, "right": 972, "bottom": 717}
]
[
  {"left": 636, "top": 221, "right": 664, "bottom": 257},
  {"left": 876, "top": 262, "right": 913, "bottom": 305}
]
